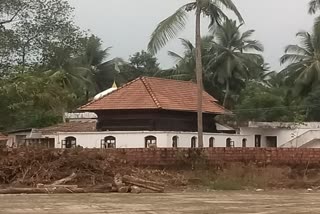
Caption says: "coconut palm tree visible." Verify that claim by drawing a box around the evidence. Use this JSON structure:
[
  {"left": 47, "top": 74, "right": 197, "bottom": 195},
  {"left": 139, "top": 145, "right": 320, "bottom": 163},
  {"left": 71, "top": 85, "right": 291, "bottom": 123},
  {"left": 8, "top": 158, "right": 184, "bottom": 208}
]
[
  {"left": 158, "top": 36, "right": 213, "bottom": 81},
  {"left": 148, "top": 0, "right": 243, "bottom": 147},
  {"left": 280, "top": 29, "right": 320, "bottom": 96},
  {"left": 206, "top": 19, "right": 264, "bottom": 107}
]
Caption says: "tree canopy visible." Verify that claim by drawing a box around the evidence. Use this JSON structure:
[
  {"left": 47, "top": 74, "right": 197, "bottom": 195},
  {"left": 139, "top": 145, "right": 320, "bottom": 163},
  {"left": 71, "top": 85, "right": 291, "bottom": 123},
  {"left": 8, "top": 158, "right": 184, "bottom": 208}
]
[{"left": 2, "top": 0, "right": 320, "bottom": 132}]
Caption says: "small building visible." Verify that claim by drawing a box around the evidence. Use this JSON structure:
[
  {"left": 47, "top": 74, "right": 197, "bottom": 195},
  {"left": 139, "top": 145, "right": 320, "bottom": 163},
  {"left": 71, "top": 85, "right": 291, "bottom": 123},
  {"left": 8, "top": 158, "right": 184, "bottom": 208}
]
[
  {"left": 0, "top": 133, "right": 8, "bottom": 148},
  {"left": 240, "top": 121, "right": 320, "bottom": 148},
  {"left": 80, "top": 76, "right": 228, "bottom": 133},
  {"left": 7, "top": 77, "right": 253, "bottom": 149}
]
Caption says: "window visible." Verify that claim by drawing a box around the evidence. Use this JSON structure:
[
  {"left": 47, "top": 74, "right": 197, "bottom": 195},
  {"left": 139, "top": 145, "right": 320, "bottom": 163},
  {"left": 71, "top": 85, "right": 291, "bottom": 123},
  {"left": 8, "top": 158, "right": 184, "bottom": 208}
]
[
  {"left": 102, "top": 136, "right": 116, "bottom": 149},
  {"left": 242, "top": 138, "right": 247, "bottom": 148},
  {"left": 145, "top": 136, "right": 157, "bottom": 148},
  {"left": 191, "top": 137, "right": 197, "bottom": 148},
  {"left": 64, "top": 136, "right": 77, "bottom": 149},
  {"left": 226, "top": 138, "right": 234, "bottom": 148},
  {"left": 209, "top": 137, "right": 215, "bottom": 148},
  {"left": 172, "top": 136, "right": 178, "bottom": 148},
  {"left": 266, "top": 136, "right": 277, "bottom": 148}
]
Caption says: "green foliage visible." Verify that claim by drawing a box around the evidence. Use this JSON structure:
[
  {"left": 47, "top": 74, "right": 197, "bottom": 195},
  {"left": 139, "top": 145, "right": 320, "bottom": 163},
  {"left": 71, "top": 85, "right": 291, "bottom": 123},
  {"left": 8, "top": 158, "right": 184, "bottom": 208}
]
[
  {"left": 0, "top": 72, "right": 70, "bottom": 130},
  {"left": 305, "top": 86, "right": 320, "bottom": 121},
  {"left": 129, "top": 50, "right": 160, "bottom": 75},
  {"left": 280, "top": 29, "right": 320, "bottom": 97},
  {"left": 158, "top": 19, "right": 264, "bottom": 108},
  {"left": 235, "top": 82, "right": 304, "bottom": 122}
]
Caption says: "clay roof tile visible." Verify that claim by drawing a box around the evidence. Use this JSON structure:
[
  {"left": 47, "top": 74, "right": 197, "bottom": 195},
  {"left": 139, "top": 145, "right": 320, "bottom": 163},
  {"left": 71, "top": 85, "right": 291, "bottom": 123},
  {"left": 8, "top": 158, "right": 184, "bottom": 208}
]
[{"left": 79, "top": 77, "right": 228, "bottom": 114}]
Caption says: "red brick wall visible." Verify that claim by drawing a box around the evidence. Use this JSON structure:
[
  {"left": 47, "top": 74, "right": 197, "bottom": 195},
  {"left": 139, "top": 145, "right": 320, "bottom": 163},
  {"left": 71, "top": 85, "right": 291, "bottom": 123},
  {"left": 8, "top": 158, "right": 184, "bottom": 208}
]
[
  {"left": 87, "top": 148, "right": 320, "bottom": 167},
  {"left": 2, "top": 148, "right": 320, "bottom": 167}
]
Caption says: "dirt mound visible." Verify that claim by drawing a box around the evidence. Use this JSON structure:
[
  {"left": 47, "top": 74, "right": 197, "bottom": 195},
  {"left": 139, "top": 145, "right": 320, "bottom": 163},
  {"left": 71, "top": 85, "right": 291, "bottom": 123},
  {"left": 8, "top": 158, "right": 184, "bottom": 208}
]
[{"left": 0, "top": 149, "right": 186, "bottom": 188}]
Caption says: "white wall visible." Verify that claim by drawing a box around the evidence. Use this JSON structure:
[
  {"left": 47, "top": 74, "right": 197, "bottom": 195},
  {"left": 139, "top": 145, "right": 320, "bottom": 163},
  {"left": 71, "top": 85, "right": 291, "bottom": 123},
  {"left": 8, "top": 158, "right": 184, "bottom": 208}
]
[
  {"left": 240, "top": 127, "right": 314, "bottom": 147},
  {"left": 43, "top": 131, "right": 253, "bottom": 149},
  {"left": 7, "top": 131, "right": 32, "bottom": 147}
]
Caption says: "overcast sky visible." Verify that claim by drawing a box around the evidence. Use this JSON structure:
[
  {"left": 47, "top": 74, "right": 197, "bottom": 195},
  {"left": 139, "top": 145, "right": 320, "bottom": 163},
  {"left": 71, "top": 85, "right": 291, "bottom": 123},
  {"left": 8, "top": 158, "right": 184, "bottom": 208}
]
[{"left": 68, "top": 0, "right": 314, "bottom": 70}]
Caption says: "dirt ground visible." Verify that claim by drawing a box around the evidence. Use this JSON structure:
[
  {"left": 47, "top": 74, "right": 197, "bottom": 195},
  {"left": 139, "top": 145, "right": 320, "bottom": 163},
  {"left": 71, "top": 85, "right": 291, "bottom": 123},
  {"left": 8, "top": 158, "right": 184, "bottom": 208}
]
[{"left": 1, "top": 191, "right": 320, "bottom": 214}]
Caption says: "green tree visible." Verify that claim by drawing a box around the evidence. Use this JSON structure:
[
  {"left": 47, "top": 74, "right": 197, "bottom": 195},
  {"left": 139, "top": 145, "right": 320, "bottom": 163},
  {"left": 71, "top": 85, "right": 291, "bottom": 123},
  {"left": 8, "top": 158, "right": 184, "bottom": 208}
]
[
  {"left": 235, "top": 82, "right": 300, "bottom": 122},
  {"left": 129, "top": 50, "right": 160, "bottom": 75},
  {"left": 148, "top": 0, "right": 243, "bottom": 147},
  {"left": 280, "top": 28, "right": 320, "bottom": 96},
  {"left": 0, "top": 72, "right": 73, "bottom": 130},
  {"left": 161, "top": 36, "right": 213, "bottom": 81},
  {"left": 0, "top": 0, "right": 77, "bottom": 71},
  {"left": 206, "top": 19, "right": 264, "bottom": 107},
  {"left": 305, "top": 86, "right": 320, "bottom": 121}
]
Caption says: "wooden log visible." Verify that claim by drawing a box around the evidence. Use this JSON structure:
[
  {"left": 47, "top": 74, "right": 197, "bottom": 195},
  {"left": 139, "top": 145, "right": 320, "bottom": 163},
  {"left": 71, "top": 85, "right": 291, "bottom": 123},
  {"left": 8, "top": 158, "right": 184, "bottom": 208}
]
[
  {"left": 123, "top": 175, "right": 165, "bottom": 187},
  {"left": 122, "top": 175, "right": 165, "bottom": 192},
  {"left": 114, "top": 173, "right": 123, "bottom": 187},
  {"left": 85, "top": 184, "right": 113, "bottom": 193},
  {"left": 118, "top": 186, "right": 130, "bottom": 193},
  {"left": 0, "top": 187, "right": 85, "bottom": 194},
  {"left": 122, "top": 176, "right": 164, "bottom": 193},
  {"left": 37, "top": 184, "right": 78, "bottom": 189},
  {"left": 52, "top": 172, "right": 76, "bottom": 185},
  {"left": 130, "top": 185, "right": 141, "bottom": 194},
  {"left": 124, "top": 180, "right": 164, "bottom": 192}
]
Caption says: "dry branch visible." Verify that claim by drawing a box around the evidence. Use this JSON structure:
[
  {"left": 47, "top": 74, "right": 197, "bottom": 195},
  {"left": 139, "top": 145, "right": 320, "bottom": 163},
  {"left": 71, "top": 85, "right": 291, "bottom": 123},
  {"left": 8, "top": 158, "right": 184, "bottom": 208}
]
[{"left": 52, "top": 172, "right": 76, "bottom": 185}]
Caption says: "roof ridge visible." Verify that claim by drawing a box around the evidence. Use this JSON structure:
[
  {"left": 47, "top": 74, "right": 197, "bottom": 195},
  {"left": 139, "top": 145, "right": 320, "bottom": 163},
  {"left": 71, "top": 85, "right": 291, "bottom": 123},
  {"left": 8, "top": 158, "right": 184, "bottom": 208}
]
[
  {"left": 143, "top": 76, "right": 195, "bottom": 84},
  {"left": 78, "top": 78, "right": 141, "bottom": 110},
  {"left": 141, "top": 77, "right": 162, "bottom": 109}
]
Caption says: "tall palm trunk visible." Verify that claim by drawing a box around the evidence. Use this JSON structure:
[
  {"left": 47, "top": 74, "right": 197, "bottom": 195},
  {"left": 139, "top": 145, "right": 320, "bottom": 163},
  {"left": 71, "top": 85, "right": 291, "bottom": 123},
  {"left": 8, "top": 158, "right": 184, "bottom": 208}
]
[
  {"left": 195, "top": 3, "right": 203, "bottom": 148},
  {"left": 223, "top": 58, "right": 231, "bottom": 107},
  {"left": 223, "top": 80, "right": 230, "bottom": 107}
]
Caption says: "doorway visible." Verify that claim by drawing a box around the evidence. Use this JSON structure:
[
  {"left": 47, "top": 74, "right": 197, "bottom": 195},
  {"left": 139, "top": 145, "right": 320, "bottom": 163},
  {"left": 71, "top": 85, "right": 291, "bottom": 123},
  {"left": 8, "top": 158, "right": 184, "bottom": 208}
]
[{"left": 255, "top": 135, "right": 261, "bottom": 147}]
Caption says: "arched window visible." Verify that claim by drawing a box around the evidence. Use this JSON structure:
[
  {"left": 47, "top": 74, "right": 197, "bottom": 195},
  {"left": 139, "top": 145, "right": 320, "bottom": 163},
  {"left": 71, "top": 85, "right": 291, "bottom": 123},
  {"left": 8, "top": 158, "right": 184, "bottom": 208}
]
[
  {"left": 64, "top": 136, "right": 76, "bottom": 149},
  {"left": 145, "top": 136, "right": 157, "bottom": 148},
  {"left": 242, "top": 138, "right": 247, "bottom": 148},
  {"left": 191, "top": 137, "right": 197, "bottom": 148},
  {"left": 226, "top": 138, "right": 233, "bottom": 148},
  {"left": 172, "top": 136, "right": 178, "bottom": 148},
  {"left": 102, "top": 136, "right": 116, "bottom": 149},
  {"left": 209, "top": 137, "right": 215, "bottom": 148}
]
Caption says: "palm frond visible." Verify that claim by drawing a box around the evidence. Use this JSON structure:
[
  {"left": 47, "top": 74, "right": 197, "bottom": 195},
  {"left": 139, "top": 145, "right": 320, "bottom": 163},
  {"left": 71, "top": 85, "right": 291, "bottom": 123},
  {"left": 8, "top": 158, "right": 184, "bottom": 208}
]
[
  {"left": 309, "top": 0, "right": 320, "bottom": 14},
  {"left": 147, "top": 3, "right": 195, "bottom": 55},
  {"left": 296, "top": 31, "right": 314, "bottom": 53},
  {"left": 179, "top": 38, "right": 195, "bottom": 52},
  {"left": 241, "top": 40, "right": 264, "bottom": 52},
  {"left": 240, "top": 30, "right": 254, "bottom": 40},
  {"left": 168, "top": 51, "right": 184, "bottom": 62},
  {"left": 217, "top": 0, "right": 244, "bottom": 23},
  {"left": 280, "top": 54, "right": 309, "bottom": 65},
  {"left": 284, "top": 45, "right": 311, "bottom": 56}
]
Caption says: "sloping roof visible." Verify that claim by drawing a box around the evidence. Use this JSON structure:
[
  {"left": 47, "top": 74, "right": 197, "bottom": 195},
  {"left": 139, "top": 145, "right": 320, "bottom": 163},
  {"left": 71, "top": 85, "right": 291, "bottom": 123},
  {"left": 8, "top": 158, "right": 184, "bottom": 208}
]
[
  {"left": 38, "top": 121, "right": 97, "bottom": 135},
  {"left": 0, "top": 133, "right": 8, "bottom": 141},
  {"left": 79, "top": 77, "right": 227, "bottom": 114}
]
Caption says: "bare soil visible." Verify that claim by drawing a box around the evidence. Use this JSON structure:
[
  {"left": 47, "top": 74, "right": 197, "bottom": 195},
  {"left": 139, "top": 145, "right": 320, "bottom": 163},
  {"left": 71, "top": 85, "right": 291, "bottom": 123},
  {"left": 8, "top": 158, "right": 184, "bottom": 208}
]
[
  {"left": 1, "top": 191, "right": 320, "bottom": 213},
  {"left": 2, "top": 149, "right": 320, "bottom": 191}
]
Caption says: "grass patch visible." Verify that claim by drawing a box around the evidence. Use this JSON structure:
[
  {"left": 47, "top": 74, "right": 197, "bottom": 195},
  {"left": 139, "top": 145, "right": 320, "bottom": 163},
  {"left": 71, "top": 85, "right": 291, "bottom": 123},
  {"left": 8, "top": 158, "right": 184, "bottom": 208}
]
[{"left": 187, "top": 163, "right": 290, "bottom": 190}]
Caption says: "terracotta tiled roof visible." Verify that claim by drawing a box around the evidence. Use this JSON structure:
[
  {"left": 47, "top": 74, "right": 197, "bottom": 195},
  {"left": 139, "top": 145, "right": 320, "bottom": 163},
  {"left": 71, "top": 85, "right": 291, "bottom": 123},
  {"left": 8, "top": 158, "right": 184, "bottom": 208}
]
[
  {"left": 38, "top": 121, "right": 97, "bottom": 135},
  {"left": 0, "top": 133, "right": 8, "bottom": 141},
  {"left": 79, "top": 77, "right": 227, "bottom": 114}
]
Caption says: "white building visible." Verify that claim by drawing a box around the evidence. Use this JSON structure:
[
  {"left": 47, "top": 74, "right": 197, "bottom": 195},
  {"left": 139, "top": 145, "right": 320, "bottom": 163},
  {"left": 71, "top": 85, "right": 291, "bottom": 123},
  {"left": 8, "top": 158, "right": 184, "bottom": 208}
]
[
  {"left": 6, "top": 77, "right": 253, "bottom": 149},
  {"left": 7, "top": 121, "right": 252, "bottom": 149},
  {"left": 240, "top": 121, "right": 320, "bottom": 148}
]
